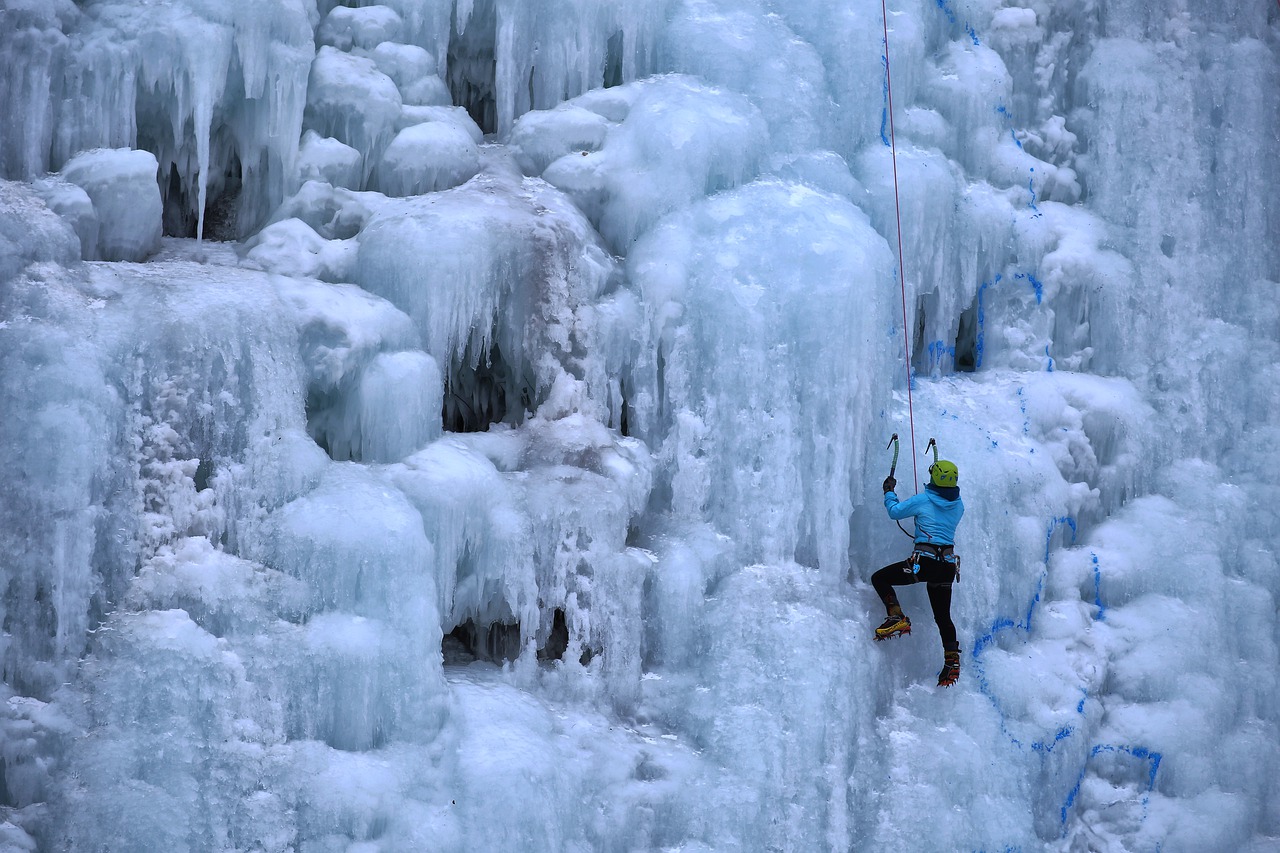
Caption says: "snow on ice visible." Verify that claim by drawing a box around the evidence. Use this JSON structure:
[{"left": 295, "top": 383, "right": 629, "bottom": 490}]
[{"left": 0, "top": 0, "right": 1277, "bottom": 851}]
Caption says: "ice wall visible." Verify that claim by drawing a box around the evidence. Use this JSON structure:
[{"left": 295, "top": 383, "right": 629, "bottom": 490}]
[
  {"left": 0, "top": 0, "right": 1277, "bottom": 851},
  {"left": 0, "top": 0, "right": 313, "bottom": 238}
]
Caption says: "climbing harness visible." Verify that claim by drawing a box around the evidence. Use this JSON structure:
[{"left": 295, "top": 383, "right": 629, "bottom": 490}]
[
  {"left": 910, "top": 541, "right": 961, "bottom": 582},
  {"left": 879, "top": 0, "right": 920, "bottom": 491}
]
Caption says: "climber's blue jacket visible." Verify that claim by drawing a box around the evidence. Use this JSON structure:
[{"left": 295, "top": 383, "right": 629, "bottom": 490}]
[{"left": 884, "top": 483, "right": 964, "bottom": 545}]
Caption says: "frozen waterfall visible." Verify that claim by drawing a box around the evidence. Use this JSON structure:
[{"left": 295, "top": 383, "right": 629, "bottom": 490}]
[{"left": 1, "top": 0, "right": 1277, "bottom": 850}]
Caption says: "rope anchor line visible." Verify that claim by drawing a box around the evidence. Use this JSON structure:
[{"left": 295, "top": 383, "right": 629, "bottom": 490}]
[{"left": 879, "top": 0, "right": 920, "bottom": 493}]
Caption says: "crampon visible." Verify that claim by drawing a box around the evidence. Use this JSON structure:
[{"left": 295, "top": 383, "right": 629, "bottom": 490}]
[
  {"left": 874, "top": 614, "right": 911, "bottom": 641},
  {"left": 937, "top": 650, "right": 961, "bottom": 687}
]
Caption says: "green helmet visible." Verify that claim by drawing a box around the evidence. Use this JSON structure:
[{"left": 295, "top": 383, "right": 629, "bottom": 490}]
[{"left": 930, "top": 460, "right": 958, "bottom": 488}]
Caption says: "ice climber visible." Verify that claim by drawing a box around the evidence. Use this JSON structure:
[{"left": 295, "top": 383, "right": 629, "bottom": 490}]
[{"left": 873, "top": 458, "right": 964, "bottom": 687}]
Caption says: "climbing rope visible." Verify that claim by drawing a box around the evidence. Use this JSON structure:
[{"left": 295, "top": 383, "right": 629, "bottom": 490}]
[{"left": 879, "top": 0, "right": 920, "bottom": 493}]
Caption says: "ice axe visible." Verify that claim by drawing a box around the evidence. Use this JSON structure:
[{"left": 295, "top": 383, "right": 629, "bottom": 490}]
[
  {"left": 924, "top": 437, "right": 942, "bottom": 484},
  {"left": 885, "top": 434, "right": 914, "bottom": 539}
]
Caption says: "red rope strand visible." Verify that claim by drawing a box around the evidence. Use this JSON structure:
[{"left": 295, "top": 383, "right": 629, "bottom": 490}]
[{"left": 880, "top": 0, "right": 920, "bottom": 493}]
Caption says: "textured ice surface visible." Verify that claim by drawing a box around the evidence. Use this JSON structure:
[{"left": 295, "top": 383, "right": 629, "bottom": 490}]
[
  {"left": 305, "top": 46, "right": 404, "bottom": 184},
  {"left": 242, "top": 217, "right": 358, "bottom": 281},
  {"left": 627, "top": 179, "right": 896, "bottom": 573},
  {"left": 59, "top": 148, "right": 162, "bottom": 261},
  {"left": 317, "top": 5, "right": 404, "bottom": 52},
  {"left": 446, "top": 0, "right": 671, "bottom": 136},
  {"left": 515, "top": 75, "right": 768, "bottom": 252},
  {"left": 372, "top": 122, "right": 481, "bottom": 196},
  {"left": 0, "top": 1, "right": 1277, "bottom": 851},
  {"left": 0, "top": 0, "right": 313, "bottom": 237},
  {"left": 29, "top": 176, "right": 98, "bottom": 261},
  {"left": 0, "top": 180, "right": 81, "bottom": 283},
  {"left": 370, "top": 42, "right": 452, "bottom": 106},
  {"left": 295, "top": 131, "right": 363, "bottom": 190}
]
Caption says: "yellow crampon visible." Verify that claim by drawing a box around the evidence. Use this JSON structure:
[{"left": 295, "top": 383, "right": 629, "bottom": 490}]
[{"left": 874, "top": 614, "right": 911, "bottom": 641}]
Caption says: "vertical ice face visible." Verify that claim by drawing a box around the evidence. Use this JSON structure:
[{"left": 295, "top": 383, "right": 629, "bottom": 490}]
[
  {"left": 659, "top": 0, "right": 830, "bottom": 153},
  {"left": 0, "top": 0, "right": 1277, "bottom": 851},
  {"left": 1041, "top": 6, "right": 1280, "bottom": 848},
  {"left": 1074, "top": 23, "right": 1280, "bottom": 456},
  {"left": 352, "top": 163, "right": 628, "bottom": 429},
  {"left": 330, "top": 0, "right": 456, "bottom": 69},
  {"left": 305, "top": 45, "right": 405, "bottom": 186},
  {"left": 445, "top": 0, "right": 671, "bottom": 135},
  {"left": 0, "top": 219, "right": 458, "bottom": 848},
  {"left": 0, "top": 184, "right": 116, "bottom": 705},
  {"left": 270, "top": 463, "right": 445, "bottom": 748},
  {"left": 0, "top": 0, "right": 313, "bottom": 238},
  {"left": 0, "top": 1, "right": 81, "bottom": 180},
  {"left": 628, "top": 179, "right": 896, "bottom": 574},
  {"left": 306, "top": 349, "right": 444, "bottom": 463},
  {"left": 512, "top": 75, "right": 769, "bottom": 253}
]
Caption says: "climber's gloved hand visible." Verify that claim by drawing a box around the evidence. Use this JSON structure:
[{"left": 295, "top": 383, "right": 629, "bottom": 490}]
[{"left": 882, "top": 476, "right": 896, "bottom": 494}]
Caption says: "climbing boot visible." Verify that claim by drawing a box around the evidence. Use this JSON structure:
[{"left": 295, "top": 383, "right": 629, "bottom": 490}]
[
  {"left": 874, "top": 613, "right": 911, "bottom": 641},
  {"left": 937, "top": 649, "right": 961, "bottom": 687}
]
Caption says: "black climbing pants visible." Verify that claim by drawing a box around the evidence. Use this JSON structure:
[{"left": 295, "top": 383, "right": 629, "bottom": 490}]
[{"left": 872, "top": 555, "right": 958, "bottom": 652}]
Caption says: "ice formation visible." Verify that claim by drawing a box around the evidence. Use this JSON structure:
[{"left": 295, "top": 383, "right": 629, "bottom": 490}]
[
  {"left": 0, "top": 0, "right": 1277, "bottom": 851},
  {"left": 58, "top": 148, "right": 164, "bottom": 261}
]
